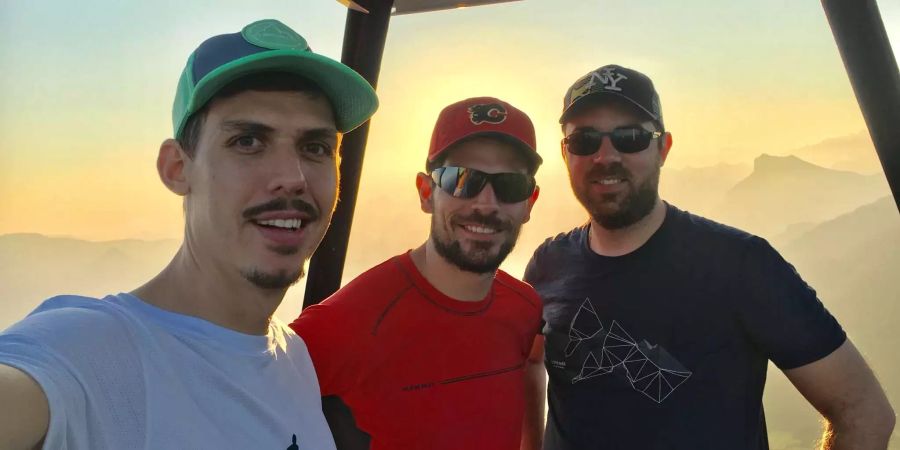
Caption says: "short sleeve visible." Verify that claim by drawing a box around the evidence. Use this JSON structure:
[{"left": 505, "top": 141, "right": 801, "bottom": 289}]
[
  {"left": 523, "top": 243, "right": 547, "bottom": 286},
  {"left": 734, "top": 238, "right": 846, "bottom": 370},
  {"left": 0, "top": 323, "right": 87, "bottom": 449},
  {"left": 290, "top": 299, "right": 364, "bottom": 396},
  {"left": 1, "top": 297, "right": 147, "bottom": 449}
]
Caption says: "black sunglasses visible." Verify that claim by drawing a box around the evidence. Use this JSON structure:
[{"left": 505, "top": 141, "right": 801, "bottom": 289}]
[
  {"left": 430, "top": 166, "right": 536, "bottom": 204},
  {"left": 563, "top": 127, "right": 663, "bottom": 155}
]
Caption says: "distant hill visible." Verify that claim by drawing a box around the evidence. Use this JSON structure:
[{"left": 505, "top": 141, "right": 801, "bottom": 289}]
[
  {"left": 661, "top": 162, "right": 752, "bottom": 216},
  {"left": 789, "top": 131, "right": 883, "bottom": 175},
  {"left": 712, "top": 154, "right": 888, "bottom": 239},
  {"left": 762, "top": 196, "right": 900, "bottom": 449},
  {"left": 0, "top": 234, "right": 180, "bottom": 329},
  {"left": 0, "top": 234, "right": 318, "bottom": 330}
]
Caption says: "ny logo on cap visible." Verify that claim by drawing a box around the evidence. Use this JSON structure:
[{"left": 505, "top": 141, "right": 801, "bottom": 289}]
[
  {"left": 570, "top": 67, "right": 629, "bottom": 103},
  {"left": 468, "top": 103, "right": 507, "bottom": 124},
  {"left": 593, "top": 67, "right": 628, "bottom": 91}
]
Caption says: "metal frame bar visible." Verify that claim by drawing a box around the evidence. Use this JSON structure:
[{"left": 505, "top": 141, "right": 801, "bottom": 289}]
[
  {"left": 303, "top": 0, "right": 395, "bottom": 308},
  {"left": 822, "top": 0, "right": 900, "bottom": 212}
]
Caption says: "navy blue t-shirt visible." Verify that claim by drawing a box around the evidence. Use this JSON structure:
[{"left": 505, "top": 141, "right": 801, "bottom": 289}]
[{"left": 524, "top": 203, "right": 846, "bottom": 450}]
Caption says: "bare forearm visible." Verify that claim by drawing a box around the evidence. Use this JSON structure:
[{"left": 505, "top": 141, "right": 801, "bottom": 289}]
[
  {"left": 818, "top": 411, "right": 895, "bottom": 450},
  {"left": 783, "top": 341, "right": 895, "bottom": 450}
]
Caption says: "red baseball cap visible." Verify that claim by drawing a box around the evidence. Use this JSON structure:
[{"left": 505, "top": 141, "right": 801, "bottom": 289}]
[{"left": 428, "top": 97, "right": 542, "bottom": 171}]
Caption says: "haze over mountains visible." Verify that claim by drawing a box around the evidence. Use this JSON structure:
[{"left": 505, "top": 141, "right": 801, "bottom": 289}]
[
  {"left": 712, "top": 154, "right": 888, "bottom": 238},
  {"left": 1, "top": 152, "right": 896, "bottom": 449}
]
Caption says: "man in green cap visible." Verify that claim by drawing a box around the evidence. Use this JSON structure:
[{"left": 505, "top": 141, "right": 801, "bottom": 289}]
[{"left": 0, "top": 19, "right": 377, "bottom": 449}]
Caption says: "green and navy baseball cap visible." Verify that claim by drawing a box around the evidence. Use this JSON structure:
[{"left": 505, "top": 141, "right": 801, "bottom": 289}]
[{"left": 172, "top": 19, "right": 378, "bottom": 138}]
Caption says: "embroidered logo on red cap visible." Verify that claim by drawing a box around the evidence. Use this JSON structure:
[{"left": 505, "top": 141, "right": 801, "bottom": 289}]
[{"left": 468, "top": 103, "right": 507, "bottom": 125}]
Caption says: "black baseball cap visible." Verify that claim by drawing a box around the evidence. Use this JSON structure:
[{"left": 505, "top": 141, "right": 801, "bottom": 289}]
[{"left": 560, "top": 64, "right": 663, "bottom": 129}]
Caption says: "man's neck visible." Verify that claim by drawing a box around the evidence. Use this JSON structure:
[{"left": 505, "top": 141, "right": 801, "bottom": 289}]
[
  {"left": 130, "top": 245, "right": 284, "bottom": 335},
  {"left": 410, "top": 242, "right": 495, "bottom": 302},
  {"left": 588, "top": 199, "right": 667, "bottom": 257}
]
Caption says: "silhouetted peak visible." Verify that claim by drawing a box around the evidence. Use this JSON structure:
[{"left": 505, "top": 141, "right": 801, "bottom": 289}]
[{"left": 752, "top": 154, "right": 821, "bottom": 174}]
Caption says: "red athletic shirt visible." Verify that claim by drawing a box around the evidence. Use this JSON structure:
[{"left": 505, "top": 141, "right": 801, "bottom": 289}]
[{"left": 291, "top": 252, "right": 542, "bottom": 450}]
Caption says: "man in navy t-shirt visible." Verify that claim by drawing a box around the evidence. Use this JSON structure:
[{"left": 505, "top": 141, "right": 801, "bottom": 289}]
[{"left": 523, "top": 64, "right": 895, "bottom": 449}]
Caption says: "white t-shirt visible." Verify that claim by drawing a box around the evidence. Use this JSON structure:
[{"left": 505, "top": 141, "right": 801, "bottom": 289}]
[{"left": 0, "top": 293, "right": 336, "bottom": 450}]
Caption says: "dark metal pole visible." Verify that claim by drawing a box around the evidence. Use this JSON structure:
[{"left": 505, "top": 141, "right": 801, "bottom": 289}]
[
  {"left": 303, "top": 0, "right": 394, "bottom": 308},
  {"left": 822, "top": 0, "right": 900, "bottom": 212}
]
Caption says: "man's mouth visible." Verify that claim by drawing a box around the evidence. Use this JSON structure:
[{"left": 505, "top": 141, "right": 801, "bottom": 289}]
[
  {"left": 253, "top": 218, "right": 304, "bottom": 231},
  {"left": 595, "top": 176, "right": 626, "bottom": 185},
  {"left": 462, "top": 224, "right": 499, "bottom": 235}
]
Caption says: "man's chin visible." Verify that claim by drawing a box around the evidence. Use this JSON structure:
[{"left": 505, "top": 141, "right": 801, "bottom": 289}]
[
  {"left": 444, "top": 241, "right": 515, "bottom": 274},
  {"left": 241, "top": 266, "right": 304, "bottom": 290}
]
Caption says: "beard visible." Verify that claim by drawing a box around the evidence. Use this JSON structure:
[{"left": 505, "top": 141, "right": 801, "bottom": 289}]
[
  {"left": 241, "top": 267, "right": 304, "bottom": 290},
  {"left": 431, "top": 210, "right": 520, "bottom": 274},
  {"left": 573, "top": 161, "right": 660, "bottom": 230}
]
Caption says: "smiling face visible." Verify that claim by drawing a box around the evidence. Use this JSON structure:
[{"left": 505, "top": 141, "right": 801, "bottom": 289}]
[
  {"left": 419, "top": 136, "right": 536, "bottom": 274},
  {"left": 180, "top": 89, "right": 339, "bottom": 290},
  {"left": 562, "top": 99, "right": 671, "bottom": 230}
]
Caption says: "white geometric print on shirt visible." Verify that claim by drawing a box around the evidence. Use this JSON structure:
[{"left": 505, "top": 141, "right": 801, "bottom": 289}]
[{"left": 566, "top": 298, "right": 692, "bottom": 403}]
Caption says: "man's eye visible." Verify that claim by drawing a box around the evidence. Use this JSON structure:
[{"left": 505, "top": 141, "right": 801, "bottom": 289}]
[
  {"left": 303, "top": 142, "right": 334, "bottom": 157},
  {"left": 230, "top": 135, "right": 264, "bottom": 153},
  {"left": 236, "top": 136, "right": 260, "bottom": 147}
]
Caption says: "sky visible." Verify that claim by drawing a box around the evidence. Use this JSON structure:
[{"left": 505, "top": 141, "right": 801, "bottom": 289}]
[{"left": 0, "top": 0, "right": 897, "bottom": 245}]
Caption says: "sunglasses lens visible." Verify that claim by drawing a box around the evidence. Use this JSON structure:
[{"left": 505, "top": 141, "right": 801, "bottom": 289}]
[
  {"left": 433, "top": 167, "right": 487, "bottom": 199},
  {"left": 491, "top": 173, "right": 535, "bottom": 203},
  {"left": 611, "top": 128, "right": 652, "bottom": 153},
  {"left": 565, "top": 132, "right": 603, "bottom": 156},
  {"left": 432, "top": 167, "right": 533, "bottom": 203}
]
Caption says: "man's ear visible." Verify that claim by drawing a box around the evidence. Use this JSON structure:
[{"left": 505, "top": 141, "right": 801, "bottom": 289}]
[
  {"left": 560, "top": 141, "right": 569, "bottom": 164},
  {"left": 415, "top": 172, "right": 434, "bottom": 214},
  {"left": 158, "top": 139, "right": 191, "bottom": 196},
  {"left": 659, "top": 132, "right": 673, "bottom": 166},
  {"left": 522, "top": 185, "right": 540, "bottom": 224}
]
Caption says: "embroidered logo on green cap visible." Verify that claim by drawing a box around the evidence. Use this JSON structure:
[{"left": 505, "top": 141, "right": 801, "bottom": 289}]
[{"left": 242, "top": 19, "right": 309, "bottom": 51}]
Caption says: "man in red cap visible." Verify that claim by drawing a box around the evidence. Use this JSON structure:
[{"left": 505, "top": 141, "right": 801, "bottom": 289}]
[{"left": 292, "top": 97, "right": 545, "bottom": 450}]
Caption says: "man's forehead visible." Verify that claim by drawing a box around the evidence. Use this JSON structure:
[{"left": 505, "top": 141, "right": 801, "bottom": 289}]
[
  {"left": 443, "top": 137, "right": 529, "bottom": 171},
  {"left": 207, "top": 91, "right": 338, "bottom": 135},
  {"left": 564, "top": 99, "right": 650, "bottom": 130}
]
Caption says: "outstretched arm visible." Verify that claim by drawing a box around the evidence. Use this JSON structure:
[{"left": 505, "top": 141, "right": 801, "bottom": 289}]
[
  {"left": 783, "top": 339, "right": 895, "bottom": 450},
  {"left": 0, "top": 364, "right": 48, "bottom": 450},
  {"left": 521, "top": 335, "right": 546, "bottom": 450}
]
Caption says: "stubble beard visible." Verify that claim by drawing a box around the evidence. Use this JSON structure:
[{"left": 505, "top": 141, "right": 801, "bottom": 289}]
[
  {"left": 430, "top": 212, "right": 520, "bottom": 274},
  {"left": 241, "top": 266, "right": 305, "bottom": 290},
  {"left": 574, "top": 162, "right": 661, "bottom": 230}
]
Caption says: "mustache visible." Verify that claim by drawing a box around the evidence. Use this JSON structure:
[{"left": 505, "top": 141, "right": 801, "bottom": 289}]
[
  {"left": 454, "top": 210, "right": 510, "bottom": 231},
  {"left": 242, "top": 198, "right": 320, "bottom": 221},
  {"left": 587, "top": 162, "right": 631, "bottom": 179}
]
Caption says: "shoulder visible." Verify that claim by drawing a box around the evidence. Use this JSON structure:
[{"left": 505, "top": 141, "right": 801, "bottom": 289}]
[
  {"left": 329, "top": 255, "right": 410, "bottom": 303},
  {"left": 3, "top": 294, "right": 137, "bottom": 348},
  {"left": 533, "top": 224, "right": 588, "bottom": 258},
  {"left": 664, "top": 203, "right": 765, "bottom": 257},
  {"left": 525, "top": 224, "right": 588, "bottom": 277},
  {"left": 320, "top": 255, "right": 414, "bottom": 314},
  {"left": 669, "top": 204, "right": 756, "bottom": 243},
  {"left": 494, "top": 270, "right": 542, "bottom": 311},
  {"left": 0, "top": 295, "right": 142, "bottom": 404},
  {"left": 291, "top": 255, "right": 411, "bottom": 330}
]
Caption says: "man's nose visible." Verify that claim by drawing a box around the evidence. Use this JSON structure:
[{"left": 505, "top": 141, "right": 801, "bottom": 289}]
[
  {"left": 591, "top": 135, "right": 623, "bottom": 164},
  {"left": 470, "top": 181, "right": 501, "bottom": 213},
  {"left": 266, "top": 148, "right": 308, "bottom": 196}
]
